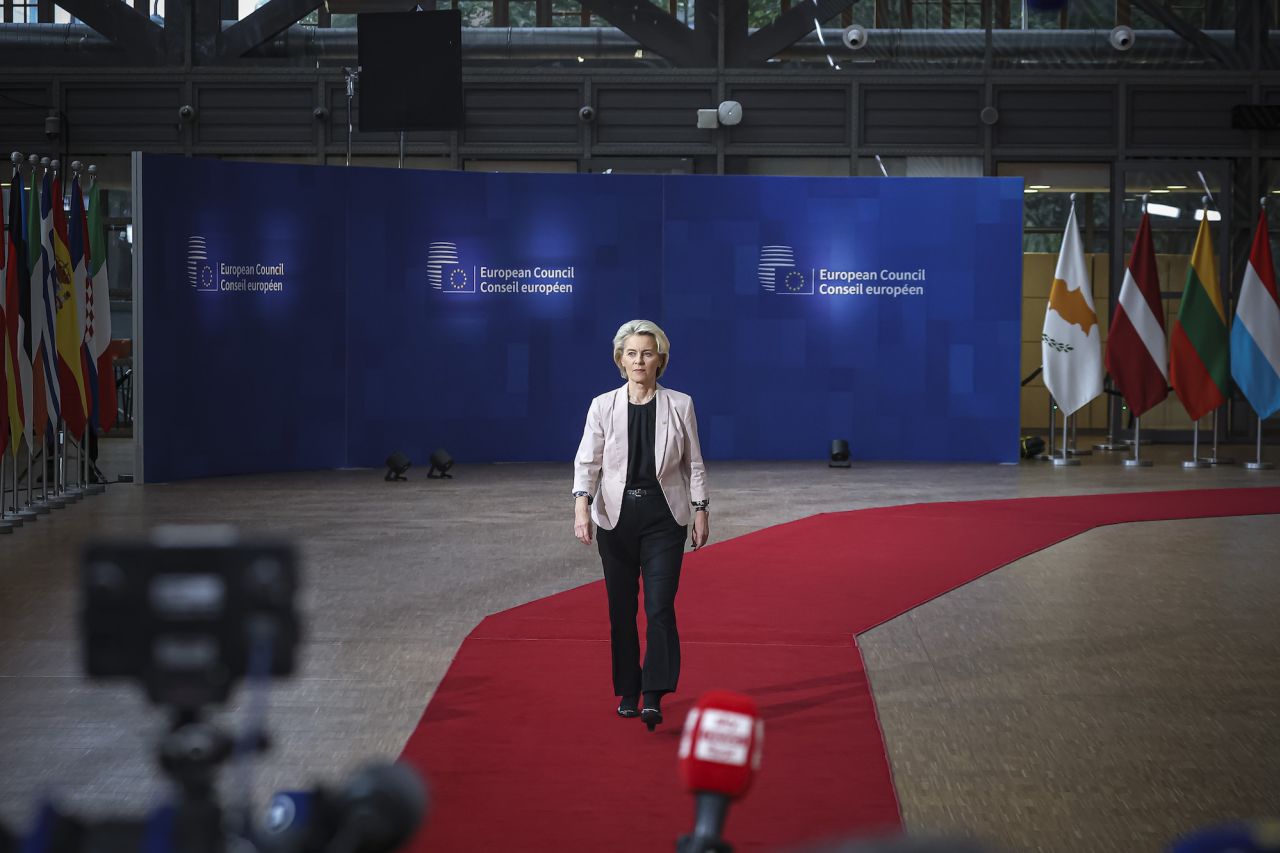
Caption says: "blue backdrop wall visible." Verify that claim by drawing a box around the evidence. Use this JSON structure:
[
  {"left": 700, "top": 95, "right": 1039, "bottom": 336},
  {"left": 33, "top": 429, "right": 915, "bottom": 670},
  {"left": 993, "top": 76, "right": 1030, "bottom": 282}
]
[{"left": 140, "top": 155, "right": 1022, "bottom": 481}]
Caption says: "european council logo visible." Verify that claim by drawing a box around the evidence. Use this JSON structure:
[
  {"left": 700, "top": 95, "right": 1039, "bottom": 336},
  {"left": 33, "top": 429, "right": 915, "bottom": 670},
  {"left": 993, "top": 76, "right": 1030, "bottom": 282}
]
[
  {"left": 757, "top": 245, "right": 795, "bottom": 293},
  {"left": 187, "top": 236, "right": 216, "bottom": 292},
  {"left": 428, "top": 242, "right": 473, "bottom": 293}
]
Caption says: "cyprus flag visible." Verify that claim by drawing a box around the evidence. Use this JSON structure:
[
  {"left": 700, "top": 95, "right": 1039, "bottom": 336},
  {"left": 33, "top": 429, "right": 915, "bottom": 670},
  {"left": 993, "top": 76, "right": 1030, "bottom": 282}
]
[{"left": 1041, "top": 203, "right": 1103, "bottom": 416}]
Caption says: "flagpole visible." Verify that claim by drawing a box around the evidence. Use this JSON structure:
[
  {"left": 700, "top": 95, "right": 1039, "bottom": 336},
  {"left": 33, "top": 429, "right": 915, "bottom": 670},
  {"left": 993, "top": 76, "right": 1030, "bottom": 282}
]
[
  {"left": 3, "top": 152, "right": 19, "bottom": 530},
  {"left": 1244, "top": 415, "right": 1274, "bottom": 469},
  {"left": 1183, "top": 417, "right": 1209, "bottom": 468},
  {"left": 1067, "top": 412, "right": 1091, "bottom": 456},
  {"left": 69, "top": 159, "right": 94, "bottom": 499},
  {"left": 15, "top": 445, "right": 34, "bottom": 522},
  {"left": 84, "top": 427, "right": 95, "bottom": 494},
  {"left": 1125, "top": 416, "right": 1152, "bottom": 466},
  {"left": 62, "top": 422, "right": 82, "bottom": 500},
  {"left": 73, "top": 432, "right": 85, "bottom": 496},
  {"left": 5, "top": 451, "right": 24, "bottom": 528},
  {"left": 21, "top": 436, "right": 42, "bottom": 518},
  {"left": 59, "top": 421, "right": 72, "bottom": 500},
  {"left": 1200, "top": 409, "right": 1233, "bottom": 465},
  {"left": 0, "top": 453, "right": 14, "bottom": 533},
  {"left": 344, "top": 66, "right": 359, "bottom": 167},
  {"left": 18, "top": 441, "right": 37, "bottom": 520},
  {"left": 31, "top": 156, "right": 57, "bottom": 513},
  {"left": 44, "top": 429, "right": 65, "bottom": 509},
  {"left": 24, "top": 156, "right": 43, "bottom": 517},
  {"left": 1094, "top": 382, "right": 1125, "bottom": 450},
  {"left": 53, "top": 157, "right": 78, "bottom": 503},
  {"left": 83, "top": 164, "right": 108, "bottom": 497},
  {"left": 44, "top": 431, "right": 65, "bottom": 509},
  {"left": 1054, "top": 406, "right": 1079, "bottom": 466},
  {"left": 1039, "top": 396, "right": 1058, "bottom": 460}
]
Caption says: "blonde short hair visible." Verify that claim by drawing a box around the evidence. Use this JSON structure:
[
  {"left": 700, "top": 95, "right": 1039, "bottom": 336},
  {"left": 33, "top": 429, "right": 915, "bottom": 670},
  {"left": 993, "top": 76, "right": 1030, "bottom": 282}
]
[{"left": 612, "top": 319, "right": 670, "bottom": 379}]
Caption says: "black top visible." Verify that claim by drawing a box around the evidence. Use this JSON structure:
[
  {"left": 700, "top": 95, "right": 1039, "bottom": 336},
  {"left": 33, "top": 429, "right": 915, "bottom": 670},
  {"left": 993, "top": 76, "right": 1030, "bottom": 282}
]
[{"left": 625, "top": 397, "right": 660, "bottom": 491}]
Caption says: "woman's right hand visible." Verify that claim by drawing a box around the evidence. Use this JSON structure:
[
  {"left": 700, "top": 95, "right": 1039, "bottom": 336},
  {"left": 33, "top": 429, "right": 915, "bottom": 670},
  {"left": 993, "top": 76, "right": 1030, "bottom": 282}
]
[{"left": 574, "top": 500, "right": 594, "bottom": 545}]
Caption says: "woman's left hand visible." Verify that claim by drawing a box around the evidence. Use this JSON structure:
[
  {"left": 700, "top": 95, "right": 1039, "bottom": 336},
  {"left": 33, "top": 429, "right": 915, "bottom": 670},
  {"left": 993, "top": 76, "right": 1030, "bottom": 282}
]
[{"left": 691, "top": 511, "right": 709, "bottom": 550}]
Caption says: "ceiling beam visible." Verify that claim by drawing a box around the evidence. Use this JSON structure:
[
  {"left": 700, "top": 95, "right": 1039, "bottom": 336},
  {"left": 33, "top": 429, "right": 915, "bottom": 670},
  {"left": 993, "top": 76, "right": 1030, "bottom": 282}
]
[
  {"left": 575, "top": 0, "right": 707, "bottom": 67},
  {"left": 1130, "top": 0, "right": 1238, "bottom": 68},
  {"left": 219, "top": 0, "right": 324, "bottom": 60},
  {"left": 742, "top": 0, "right": 858, "bottom": 65},
  {"left": 52, "top": 0, "right": 162, "bottom": 62}
]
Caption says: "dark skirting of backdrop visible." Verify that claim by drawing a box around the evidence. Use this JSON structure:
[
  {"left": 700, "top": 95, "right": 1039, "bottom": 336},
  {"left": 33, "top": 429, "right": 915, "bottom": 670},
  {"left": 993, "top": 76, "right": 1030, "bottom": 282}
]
[{"left": 139, "top": 155, "right": 1022, "bottom": 482}]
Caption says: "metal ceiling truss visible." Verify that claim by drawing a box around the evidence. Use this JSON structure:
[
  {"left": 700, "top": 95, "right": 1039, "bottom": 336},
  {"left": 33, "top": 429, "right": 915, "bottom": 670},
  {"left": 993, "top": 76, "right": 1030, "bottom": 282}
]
[
  {"left": 1128, "top": 0, "right": 1237, "bottom": 68},
  {"left": 11, "top": 0, "right": 1280, "bottom": 71},
  {"left": 49, "top": 0, "right": 163, "bottom": 62},
  {"left": 740, "top": 0, "right": 858, "bottom": 66},
  {"left": 572, "top": 0, "right": 708, "bottom": 67},
  {"left": 218, "top": 0, "right": 323, "bottom": 60}
]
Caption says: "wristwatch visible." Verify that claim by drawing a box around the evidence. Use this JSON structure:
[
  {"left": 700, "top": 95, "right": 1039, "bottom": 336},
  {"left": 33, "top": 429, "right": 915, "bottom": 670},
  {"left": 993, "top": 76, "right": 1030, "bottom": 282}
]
[
  {"left": 691, "top": 500, "right": 709, "bottom": 513},
  {"left": 573, "top": 490, "right": 593, "bottom": 505}
]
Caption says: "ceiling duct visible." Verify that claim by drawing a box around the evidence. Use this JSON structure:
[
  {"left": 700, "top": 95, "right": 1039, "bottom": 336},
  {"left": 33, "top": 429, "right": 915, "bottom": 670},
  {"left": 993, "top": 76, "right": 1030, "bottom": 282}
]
[{"left": 0, "top": 24, "right": 1264, "bottom": 65}]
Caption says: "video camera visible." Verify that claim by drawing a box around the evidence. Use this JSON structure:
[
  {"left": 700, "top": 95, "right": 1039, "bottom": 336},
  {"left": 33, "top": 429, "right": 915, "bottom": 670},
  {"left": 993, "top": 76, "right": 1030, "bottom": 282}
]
[{"left": 1, "top": 525, "right": 427, "bottom": 853}]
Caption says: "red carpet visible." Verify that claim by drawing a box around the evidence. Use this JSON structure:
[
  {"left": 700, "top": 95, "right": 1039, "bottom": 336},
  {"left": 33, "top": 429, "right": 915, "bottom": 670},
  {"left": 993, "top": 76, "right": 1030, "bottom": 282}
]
[{"left": 400, "top": 487, "right": 1280, "bottom": 851}]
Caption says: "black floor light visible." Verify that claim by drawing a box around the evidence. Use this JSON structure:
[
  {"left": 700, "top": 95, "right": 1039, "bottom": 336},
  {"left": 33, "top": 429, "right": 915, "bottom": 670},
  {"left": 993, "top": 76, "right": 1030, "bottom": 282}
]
[
  {"left": 385, "top": 451, "right": 411, "bottom": 481},
  {"left": 829, "top": 439, "right": 851, "bottom": 468},
  {"left": 427, "top": 448, "right": 454, "bottom": 479}
]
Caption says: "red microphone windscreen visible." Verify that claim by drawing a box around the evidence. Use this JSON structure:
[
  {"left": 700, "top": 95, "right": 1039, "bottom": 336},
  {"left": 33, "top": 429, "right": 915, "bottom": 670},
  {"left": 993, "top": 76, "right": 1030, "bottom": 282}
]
[{"left": 677, "top": 690, "right": 763, "bottom": 799}]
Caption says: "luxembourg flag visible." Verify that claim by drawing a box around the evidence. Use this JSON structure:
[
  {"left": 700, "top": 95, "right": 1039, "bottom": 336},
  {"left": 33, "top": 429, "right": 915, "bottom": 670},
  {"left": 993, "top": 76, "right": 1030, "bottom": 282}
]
[{"left": 1231, "top": 209, "right": 1280, "bottom": 419}]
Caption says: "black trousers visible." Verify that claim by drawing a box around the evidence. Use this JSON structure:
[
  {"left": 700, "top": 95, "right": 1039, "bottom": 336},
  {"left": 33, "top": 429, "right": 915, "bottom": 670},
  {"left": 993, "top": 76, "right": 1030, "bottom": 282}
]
[{"left": 596, "top": 492, "right": 688, "bottom": 698}]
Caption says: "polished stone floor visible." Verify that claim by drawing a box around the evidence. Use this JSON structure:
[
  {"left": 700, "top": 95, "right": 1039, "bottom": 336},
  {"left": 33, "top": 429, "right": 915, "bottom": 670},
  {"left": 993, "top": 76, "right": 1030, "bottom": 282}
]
[{"left": 0, "top": 439, "right": 1277, "bottom": 852}]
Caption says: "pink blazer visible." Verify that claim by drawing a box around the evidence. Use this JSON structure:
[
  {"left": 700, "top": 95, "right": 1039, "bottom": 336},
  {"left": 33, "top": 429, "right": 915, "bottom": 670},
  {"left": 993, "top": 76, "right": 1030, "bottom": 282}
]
[{"left": 573, "top": 384, "right": 709, "bottom": 530}]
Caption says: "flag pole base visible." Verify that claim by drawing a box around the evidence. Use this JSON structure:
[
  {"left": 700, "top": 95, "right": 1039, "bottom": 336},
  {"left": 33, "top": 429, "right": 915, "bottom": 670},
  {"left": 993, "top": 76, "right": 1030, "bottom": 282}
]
[
  {"left": 1067, "top": 448, "right": 1093, "bottom": 457},
  {"left": 1123, "top": 459, "right": 1153, "bottom": 467},
  {"left": 17, "top": 507, "right": 41, "bottom": 520},
  {"left": 43, "top": 497, "right": 68, "bottom": 510},
  {"left": 1093, "top": 443, "right": 1127, "bottom": 451},
  {"left": 1037, "top": 451, "right": 1062, "bottom": 461},
  {"left": 1244, "top": 461, "right": 1275, "bottom": 470},
  {"left": 1053, "top": 457, "right": 1081, "bottom": 467},
  {"left": 84, "top": 483, "right": 106, "bottom": 495},
  {"left": 0, "top": 520, "right": 14, "bottom": 534},
  {"left": 2, "top": 515, "right": 23, "bottom": 528},
  {"left": 1123, "top": 438, "right": 1154, "bottom": 446},
  {"left": 1198, "top": 456, "right": 1235, "bottom": 465},
  {"left": 1182, "top": 460, "right": 1211, "bottom": 469}
]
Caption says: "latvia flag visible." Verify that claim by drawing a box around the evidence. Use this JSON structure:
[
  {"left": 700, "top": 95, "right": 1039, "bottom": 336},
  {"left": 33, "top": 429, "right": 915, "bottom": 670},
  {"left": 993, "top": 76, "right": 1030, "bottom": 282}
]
[{"left": 1105, "top": 211, "right": 1169, "bottom": 418}]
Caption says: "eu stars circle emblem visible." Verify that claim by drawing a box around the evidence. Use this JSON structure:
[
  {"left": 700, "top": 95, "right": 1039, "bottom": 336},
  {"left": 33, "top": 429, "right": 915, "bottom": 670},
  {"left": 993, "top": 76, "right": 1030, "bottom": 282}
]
[
  {"left": 449, "top": 268, "right": 469, "bottom": 291},
  {"left": 199, "top": 264, "right": 215, "bottom": 290},
  {"left": 783, "top": 269, "right": 806, "bottom": 292}
]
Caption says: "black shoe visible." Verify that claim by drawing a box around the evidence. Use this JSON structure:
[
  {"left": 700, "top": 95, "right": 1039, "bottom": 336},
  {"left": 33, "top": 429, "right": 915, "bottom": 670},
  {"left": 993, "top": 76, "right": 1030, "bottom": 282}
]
[
  {"left": 640, "top": 692, "right": 663, "bottom": 731},
  {"left": 616, "top": 695, "right": 639, "bottom": 718},
  {"left": 640, "top": 707, "right": 663, "bottom": 732}
]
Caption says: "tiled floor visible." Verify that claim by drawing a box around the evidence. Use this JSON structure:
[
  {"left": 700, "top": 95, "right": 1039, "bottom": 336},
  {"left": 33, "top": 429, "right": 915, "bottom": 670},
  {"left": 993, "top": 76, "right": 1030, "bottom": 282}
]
[{"left": 1, "top": 439, "right": 1277, "bottom": 851}]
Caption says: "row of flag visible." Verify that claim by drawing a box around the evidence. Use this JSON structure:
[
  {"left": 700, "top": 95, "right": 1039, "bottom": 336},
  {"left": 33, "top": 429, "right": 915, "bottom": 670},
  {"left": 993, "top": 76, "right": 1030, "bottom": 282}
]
[
  {"left": 1042, "top": 205, "right": 1280, "bottom": 428},
  {"left": 1, "top": 160, "right": 116, "bottom": 464}
]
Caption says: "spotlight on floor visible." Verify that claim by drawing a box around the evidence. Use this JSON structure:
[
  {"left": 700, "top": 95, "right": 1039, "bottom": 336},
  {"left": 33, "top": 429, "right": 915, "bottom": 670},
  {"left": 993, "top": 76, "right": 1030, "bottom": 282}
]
[
  {"left": 385, "top": 451, "right": 411, "bottom": 482},
  {"left": 829, "top": 439, "right": 851, "bottom": 468},
  {"left": 427, "top": 448, "right": 454, "bottom": 479}
]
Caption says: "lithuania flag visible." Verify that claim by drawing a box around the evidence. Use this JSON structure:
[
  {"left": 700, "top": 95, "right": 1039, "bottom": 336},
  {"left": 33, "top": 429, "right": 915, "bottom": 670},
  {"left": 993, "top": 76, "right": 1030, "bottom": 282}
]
[{"left": 1170, "top": 216, "right": 1230, "bottom": 421}]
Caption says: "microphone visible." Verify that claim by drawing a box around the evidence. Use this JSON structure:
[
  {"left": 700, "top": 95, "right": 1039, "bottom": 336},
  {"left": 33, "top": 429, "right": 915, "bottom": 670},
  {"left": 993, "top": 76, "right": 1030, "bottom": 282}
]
[
  {"left": 328, "top": 762, "right": 429, "bottom": 853},
  {"left": 676, "top": 690, "right": 764, "bottom": 853},
  {"left": 261, "top": 762, "right": 429, "bottom": 853}
]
